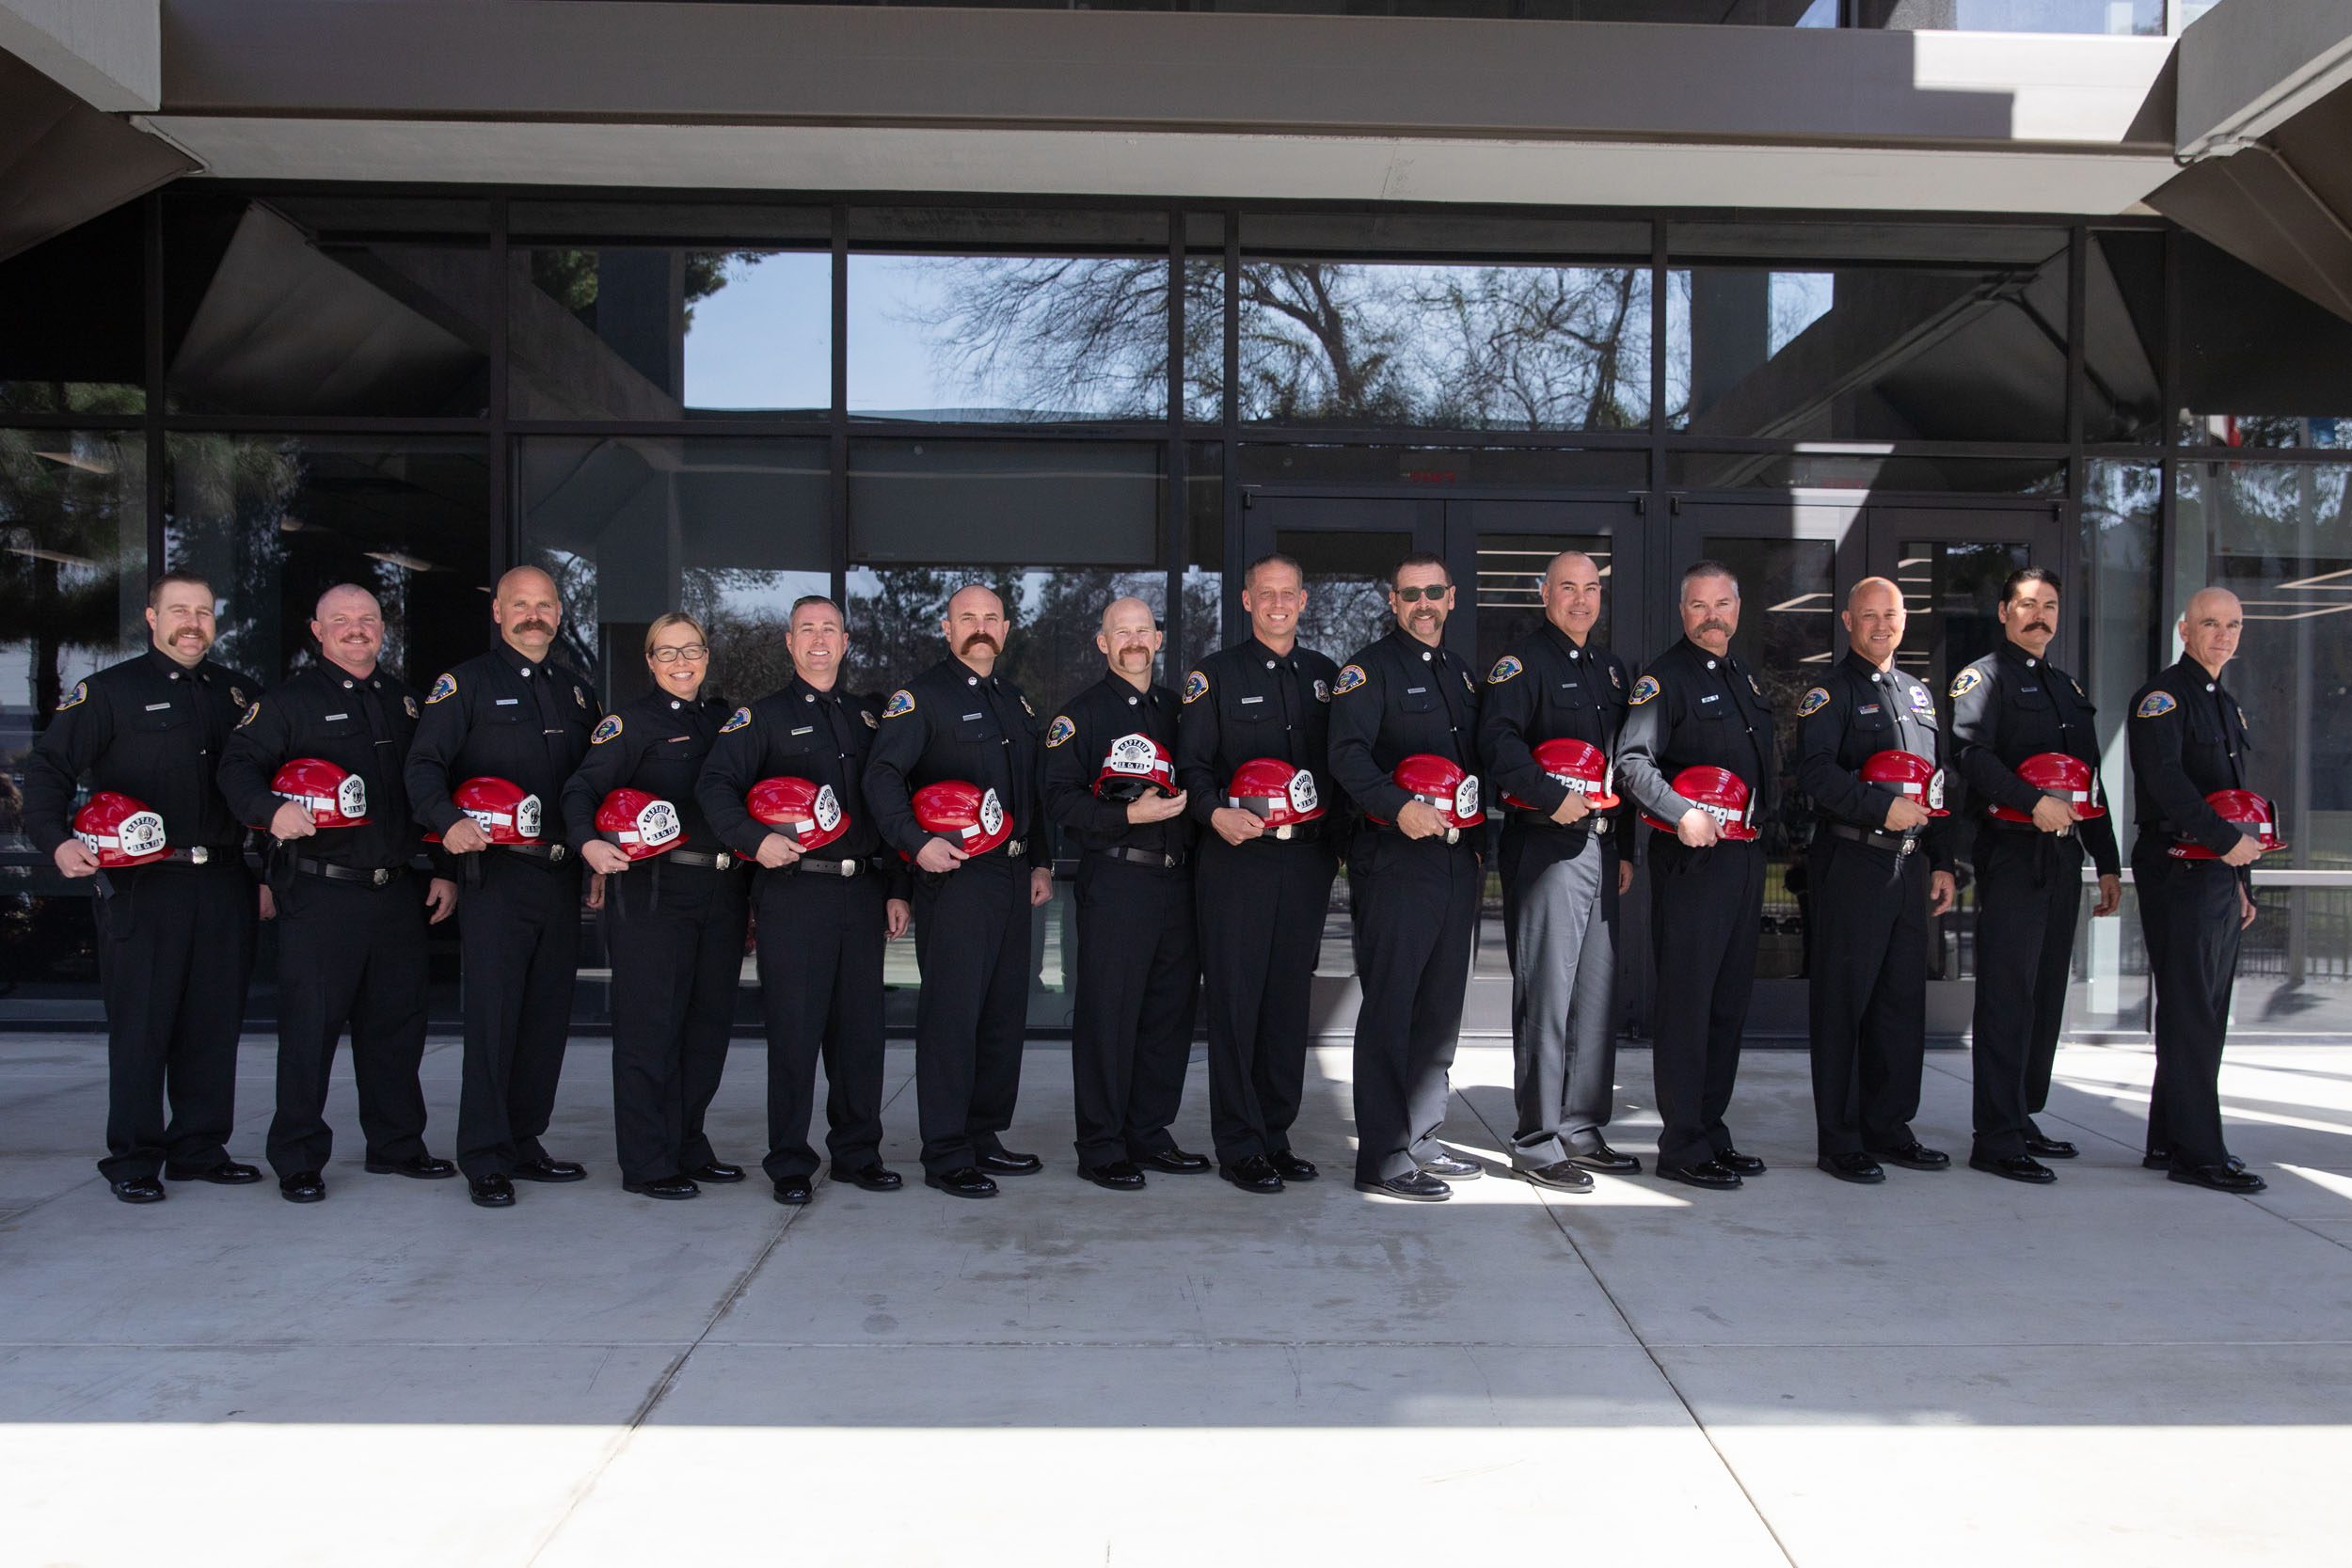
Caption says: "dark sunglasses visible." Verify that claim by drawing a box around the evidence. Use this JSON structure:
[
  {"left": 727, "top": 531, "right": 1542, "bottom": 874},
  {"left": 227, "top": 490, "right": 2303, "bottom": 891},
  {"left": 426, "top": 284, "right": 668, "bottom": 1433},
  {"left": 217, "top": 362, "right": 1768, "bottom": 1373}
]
[{"left": 1392, "top": 584, "right": 1453, "bottom": 603}]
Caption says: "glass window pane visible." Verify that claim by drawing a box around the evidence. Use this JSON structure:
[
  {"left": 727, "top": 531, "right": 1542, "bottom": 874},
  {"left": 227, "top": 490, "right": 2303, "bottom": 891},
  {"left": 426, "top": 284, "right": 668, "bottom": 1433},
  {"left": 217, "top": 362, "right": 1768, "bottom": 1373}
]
[
  {"left": 1666, "top": 451, "right": 2069, "bottom": 495},
  {"left": 1183, "top": 255, "right": 1225, "bottom": 424},
  {"left": 850, "top": 438, "right": 1161, "bottom": 566},
  {"left": 517, "top": 436, "right": 829, "bottom": 705},
  {"left": 0, "top": 429, "right": 148, "bottom": 1022},
  {"left": 1182, "top": 440, "right": 1226, "bottom": 677},
  {"left": 2083, "top": 230, "right": 2164, "bottom": 444},
  {"left": 2176, "top": 459, "right": 2352, "bottom": 871},
  {"left": 511, "top": 247, "right": 830, "bottom": 420},
  {"left": 0, "top": 202, "right": 146, "bottom": 416},
  {"left": 1273, "top": 529, "right": 1417, "bottom": 670},
  {"left": 1239, "top": 445, "right": 1647, "bottom": 490},
  {"left": 2080, "top": 459, "right": 2159, "bottom": 1030},
  {"left": 163, "top": 195, "right": 490, "bottom": 419},
  {"left": 1852, "top": 0, "right": 2164, "bottom": 30},
  {"left": 849, "top": 254, "right": 1170, "bottom": 422},
  {"left": 1471, "top": 532, "right": 1614, "bottom": 676},
  {"left": 1237, "top": 261, "right": 1652, "bottom": 431},
  {"left": 1667, "top": 227, "right": 2070, "bottom": 443},
  {"left": 2178, "top": 235, "right": 2352, "bottom": 450}
]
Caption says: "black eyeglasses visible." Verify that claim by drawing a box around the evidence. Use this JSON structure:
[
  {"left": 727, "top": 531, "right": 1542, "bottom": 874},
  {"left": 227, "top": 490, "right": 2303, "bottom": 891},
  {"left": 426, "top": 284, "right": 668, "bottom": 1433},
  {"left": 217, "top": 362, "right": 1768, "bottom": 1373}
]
[
  {"left": 649, "top": 644, "right": 710, "bottom": 664},
  {"left": 1392, "top": 584, "right": 1453, "bottom": 603}
]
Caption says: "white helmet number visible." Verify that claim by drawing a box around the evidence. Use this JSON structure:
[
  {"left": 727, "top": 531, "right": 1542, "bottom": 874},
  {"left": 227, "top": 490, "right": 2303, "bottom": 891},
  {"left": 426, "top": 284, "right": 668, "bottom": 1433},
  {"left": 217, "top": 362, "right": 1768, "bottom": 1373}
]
[
  {"left": 813, "top": 784, "right": 842, "bottom": 832},
  {"left": 1286, "top": 769, "right": 1319, "bottom": 815},
  {"left": 978, "top": 788, "right": 1005, "bottom": 836}
]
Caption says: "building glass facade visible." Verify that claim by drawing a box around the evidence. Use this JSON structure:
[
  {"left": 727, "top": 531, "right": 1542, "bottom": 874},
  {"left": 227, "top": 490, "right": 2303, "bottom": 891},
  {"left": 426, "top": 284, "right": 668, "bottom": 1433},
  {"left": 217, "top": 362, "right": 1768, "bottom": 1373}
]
[{"left": 5, "top": 187, "right": 2349, "bottom": 1037}]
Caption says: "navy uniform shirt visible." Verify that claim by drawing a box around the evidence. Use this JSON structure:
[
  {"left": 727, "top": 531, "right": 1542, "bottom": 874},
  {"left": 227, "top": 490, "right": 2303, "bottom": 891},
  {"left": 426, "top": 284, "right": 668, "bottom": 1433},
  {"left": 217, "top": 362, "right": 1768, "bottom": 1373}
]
[
  {"left": 1477, "top": 621, "right": 1637, "bottom": 862},
  {"left": 2127, "top": 657, "right": 2253, "bottom": 860},
  {"left": 217, "top": 657, "right": 431, "bottom": 872},
  {"left": 561, "top": 687, "right": 734, "bottom": 854},
  {"left": 1043, "top": 673, "right": 1191, "bottom": 860},
  {"left": 696, "top": 673, "right": 906, "bottom": 893},
  {"left": 866, "top": 654, "right": 1051, "bottom": 867},
  {"left": 1175, "top": 636, "right": 1343, "bottom": 825},
  {"left": 1327, "top": 627, "right": 1481, "bottom": 823},
  {"left": 24, "top": 646, "right": 260, "bottom": 859},
  {"left": 1794, "top": 649, "right": 1952, "bottom": 870},
  {"left": 1947, "top": 639, "right": 2120, "bottom": 876},
  {"left": 404, "top": 643, "right": 599, "bottom": 847},
  {"left": 1615, "top": 637, "right": 1777, "bottom": 832}
]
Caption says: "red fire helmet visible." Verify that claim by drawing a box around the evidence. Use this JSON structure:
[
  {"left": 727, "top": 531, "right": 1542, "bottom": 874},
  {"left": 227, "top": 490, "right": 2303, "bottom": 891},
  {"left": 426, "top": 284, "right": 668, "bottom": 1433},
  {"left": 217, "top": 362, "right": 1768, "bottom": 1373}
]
[
  {"left": 270, "top": 757, "right": 368, "bottom": 829},
  {"left": 1095, "top": 732, "right": 1178, "bottom": 803},
  {"left": 913, "top": 779, "right": 1011, "bottom": 857},
  {"left": 1224, "top": 758, "right": 1324, "bottom": 833},
  {"left": 1639, "top": 766, "right": 1760, "bottom": 841},
  {"left": 1501, "top": 737, "right": 1619, "bottom": 813},
  {"left": 72, "top": 790, "right": 169, "bottom": 867},
  {"left": 747, "top": 775, "right": 850, "bottom": 853},
  {"left": 425, "top": 776, "right": 541, "bottom": 845},
  {"left": 1368, "top": 753, "right": 1481, "bottom": 842},
  {"left": 2169, "top": 789, "right": 2287, "bottom": 860},
  {"left": 596, "top": 787, "right": 682, "bottom": 862},
  {"left": 1861, "top": 750, "right": 1947, "bottom": 817},
  {"left": 1988, "top": 752, "right": 2106, "bottom": 824}
]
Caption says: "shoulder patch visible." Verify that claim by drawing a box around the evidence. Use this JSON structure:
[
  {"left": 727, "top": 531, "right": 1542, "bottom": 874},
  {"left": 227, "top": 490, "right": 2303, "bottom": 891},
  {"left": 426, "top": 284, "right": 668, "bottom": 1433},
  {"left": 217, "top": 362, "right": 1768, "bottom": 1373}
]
[
  {"left": 1045, "top": 715, "right": 1076, "bottom": 749},
  {"left": 58, "top": 679, "right": 87, "bottom": 711},
  {"left": 1949, "top": 667, "right": 1983, "bottom": 700},
  {"left": 1797, "top": 687, "right": 1831, "bottom": 718},
  {"left": 404, "top": 694, "right": 420, "bottom": 720},
  {"left": 2136, "top": 689, "right": 2177, "bottom": 719},
  {"left": 882, "top": 689, "right": 915, "bottom": 720},
  {"left": 1629, "top": 674, "right": 1661, "bottom": 706},
  {"left": 1486, "top": 655, "right": 1522, "bottom": 686},
  {"left": 719, "top": 706, "right": 752, "bottom": 734},
  {"left": 590, "top": 714, "right": 624, "bottom": 745},
  {"left": 1183, "top": 670, "right": 1208, "bottom": 705},
  {"left": 1333, "top": 663, "right": 1368, "bottom": 696},
  {"left": 426, "top": 673, "right": 456, "bottom": 705},
  {"left": 239, "top": 701, "right": 261, "bottom": 727}
]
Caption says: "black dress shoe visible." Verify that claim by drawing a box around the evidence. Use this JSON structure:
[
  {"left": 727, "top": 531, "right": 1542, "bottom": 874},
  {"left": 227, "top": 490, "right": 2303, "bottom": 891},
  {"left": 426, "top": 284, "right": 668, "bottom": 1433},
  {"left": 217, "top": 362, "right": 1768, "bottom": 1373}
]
[
  {"left": 1079, "top": 1161, "right": 1147, "bottom": 1192},
  {"left": 925, "top": 1166, "right": 999, "bottom": 1198},
  {"left": 2142, "top": 1148, "right": 2172, "bottom": 1170},
  {"left": 1969, "top": 1152, "right": 2056, "bottom": 1185},
  {"left": 363, "top": 1153, "right": 457, "bottom": 1180},
  {"left": 1419, "top": 1150, "right": 1483, "bottom": 1180},
  {"left": 2169, "top": 1163, "right": 2267, "bottom": 1194},
  {"left": 688, "top": 1162, "right": 746, "bottom": 1184},
  {"left": 512, "top": 1157, "right": 586, "bottom": 1183},
  {"left": 624, "top": 1176, "right": 700, "bottom": 1200},
  {"left": 1520, "top": 1160, "right": 1596, "bottom": 1193},
  {"left": 771, "top": 1176, "right": 814, "bottom": 1206},
  {"left": 1867, "top": 1141, "right": 1951, "bottom": 1171},
  {"left": 278, "top": 1171, "right": 326, "bottom": 1203},
  {"left": 1218, "top": 1155, "right": 1284, "bottom": 1194},
  {"left": 1817, "top": 1152, "right": 1886, "bottom": 1184},
  {"left": 1355, "top": 1170, "right": 1451, "bottom": 1202},
  {"left": 1566, "top": 1143, "right": 1643, "bottom": 1175},
  {"left": 1266, "top": 1150, "right": 1318, "bottom": 1182},
  {"left": 1139, "top": 1148, "right": 1211, "bottom": 1175},
  {"left": 469, "top": 1174, "right": 516, "bottom": 1209},
  {"left": 975, "top": 1149, "right": 1042, "bottom": 1176},
  {"left": 1659, "top": 1160, "right": 1742, "bottom": 1191},
  {"left": 109, "top": 1176, "right": 166, "bottom": 1205},
  {"left": 833, "top": 1162, "right": 904, "bottom": 1192},
  {"left": 2023, "top": 1124, "right": 2079, "bottom": 1160},
  {"left": 166, "top": 1160, "right": 262, "bottom": 1185},
  {"left": 1716, "top": 1148, "right": 1766, "bottom": 1177}
]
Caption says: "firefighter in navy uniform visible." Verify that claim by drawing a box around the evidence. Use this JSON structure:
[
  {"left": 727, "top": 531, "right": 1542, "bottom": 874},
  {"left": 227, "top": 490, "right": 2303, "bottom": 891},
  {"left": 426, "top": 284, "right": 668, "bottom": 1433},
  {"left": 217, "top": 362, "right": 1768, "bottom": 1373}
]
[
  {"left": 217, "top": 583, "right": 458, "bottom": 1202},
  {"left": 1794, "top": 577, "right": 1959, "bottom": 1185},
  {"left": 1043, "top": 596, "right": 1207, "bottom": 1191},
  {"left": 1176, "top": 553, "right": 1343, "bottom": 1195},
  {"left": 23, "top": 571, "right": 266, "bottom": 1203},
  {"left": 696, "top": 594, "right": 911, "bottom": 1207},
  {"left": 563, "top": 612, "right": 750, "bottom": 1202},
  {"left": 405, "top": 565, "right": 601, "bottom": 1210},
  {"left": 2127, "top": 587, "right": 2268, "bottom": 1195},
  {"left": 1614, "top": 561, "right": 1775, "bottom": 1192},
  {"left": 1477, "top": 548, "right": 1639, "bottom": 1193},
  {"left": 865, "top": 584, "right": 1055, "bottom": 1199},
  {"left": 1947, "top": 566, "right": 2122, "bottom": 1184},
  {"left": 1329, "top": 553, "right": 1485, "bottom": 1203}
]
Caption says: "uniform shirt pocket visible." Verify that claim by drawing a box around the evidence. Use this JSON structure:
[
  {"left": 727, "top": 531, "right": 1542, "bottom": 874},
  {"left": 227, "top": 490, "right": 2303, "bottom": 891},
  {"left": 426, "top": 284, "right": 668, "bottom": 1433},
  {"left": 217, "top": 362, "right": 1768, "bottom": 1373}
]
[{"left": 129, "top": 700, "right": 192, "bottom": 734}]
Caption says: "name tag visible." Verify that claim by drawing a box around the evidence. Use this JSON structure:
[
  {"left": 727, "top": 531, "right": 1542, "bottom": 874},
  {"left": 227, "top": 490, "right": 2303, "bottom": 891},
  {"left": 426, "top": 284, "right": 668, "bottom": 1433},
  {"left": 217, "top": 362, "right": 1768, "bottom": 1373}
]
[
  {"left": 665, "top": 735, "right": 691, "bottom": 744},
  {"left": 1406, "top": 686, "right": 1427, "bottom": 695},
  {"left": 144, "top": 702, "right": 171, "bottom": 712},
  {"left": 495, "top": 697, "right": 520, "bottom": 706},
  {"left": 790, "top": 725, "right": 815, "bottom": 736},
  {"left": 1241, "top": 695, "right": 1263, "bottom": 705},
  {"left": 1858, "top": 704, "right": 1880, "bottom": 715},
  {"left": 1699, "top": 693, "right": 1720, "bottom": 705},
  {"left": 962, "top": 712, "right": 983, "bottom": 721},
  {"left": 2020, "top": 686, "right": 2039, "bottom": 694},
  {"left": 325, "top": 712, "right": 349, "bottom": 721}
]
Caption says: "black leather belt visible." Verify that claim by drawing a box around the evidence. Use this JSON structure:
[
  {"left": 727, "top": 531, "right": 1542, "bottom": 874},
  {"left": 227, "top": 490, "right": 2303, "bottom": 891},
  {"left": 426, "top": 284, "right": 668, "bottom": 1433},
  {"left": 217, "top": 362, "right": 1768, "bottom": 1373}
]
[
  {"left": 1250, "top": 821, "right": 1323, "bottom": 844},
  {"left": 787, "top": 855, "right": 871, "bottom": 878},
  {"left": 1828, "top": 821, "right": 1921, "bottom": 857},
  {"left": 1506, "top": 808, "right": 1606, "bottom": 832},
  {"left": 292, "top": 857, "right": 405, "bottom": 888},
  {"left": 156, "top": 846, "right": 240, "bottom": 867},
  {"left": 665, "top": 848, "right": 738, "bottom": 870},
  {"left": 1097, "top": 846, "right": 1186, "bottom": 870},
  {"left": 499, "top": 841, "right": 568, "bottom": 863}
]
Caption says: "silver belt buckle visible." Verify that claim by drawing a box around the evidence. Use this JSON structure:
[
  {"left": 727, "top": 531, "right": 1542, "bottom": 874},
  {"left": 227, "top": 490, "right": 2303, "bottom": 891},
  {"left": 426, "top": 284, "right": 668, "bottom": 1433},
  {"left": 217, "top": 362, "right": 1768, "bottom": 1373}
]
[
  {"left": 1007, "top": 839, "right": 1025, "bottom": 858},
  {"left": 371, "top": 867, "right": 390, "bottom": 886},
  {"left": 189, "top": 846, "right": 210, "bottom": 865},
  {"left": 714, "top": 851, "right": 734, "bottom": 871},
  {"left": 836, "top": 859, "right": 857, "bottom": 878},
  {"left": 1898, "top": 836, "right": 1916, "bottom": 857},
  {"left": 548, "top": 844, "right": 566, "bottom": 863}
]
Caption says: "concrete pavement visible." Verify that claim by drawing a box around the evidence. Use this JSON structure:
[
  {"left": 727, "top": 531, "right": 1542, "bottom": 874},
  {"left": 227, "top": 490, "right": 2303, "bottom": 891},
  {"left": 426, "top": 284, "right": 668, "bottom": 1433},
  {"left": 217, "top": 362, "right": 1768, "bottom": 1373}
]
[{"left": 2, "top": 1034, "right": 2348, "bottom": 1566}]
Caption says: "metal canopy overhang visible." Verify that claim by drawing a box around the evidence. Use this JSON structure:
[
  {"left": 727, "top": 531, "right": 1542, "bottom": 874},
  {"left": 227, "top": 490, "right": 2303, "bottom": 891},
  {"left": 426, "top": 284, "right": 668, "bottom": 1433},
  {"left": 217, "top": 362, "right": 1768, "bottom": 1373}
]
[{"left": 0, "top": 46, "right": 193, "bottom": 262}]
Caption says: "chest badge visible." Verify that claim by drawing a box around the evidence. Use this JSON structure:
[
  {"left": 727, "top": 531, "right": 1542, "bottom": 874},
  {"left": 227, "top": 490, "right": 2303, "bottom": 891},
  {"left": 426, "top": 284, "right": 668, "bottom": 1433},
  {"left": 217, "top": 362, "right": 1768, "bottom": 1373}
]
[
  {"left": 426, "top": 673, "right": 457, "bottom": 705},
  {"left": 574, "top": 686, "right": 588, "bottom": 709},
  {"left": 1798, "top": 687, "right": 1830, "bottom": 718},
  {"left": 862, "top": 707, "right": 878, "bottom": 730},
  {"left": 230, "top": 686, "right": 247, "bottom": 710},
  {"left": 1949, "top": 668, "right": 1983, "bottom": 700},
  {"left": 1609, "top": 665, "right": 1623, "bottom": 690},
  {"left": 1046, "top": 715, "right": 1076, "bottom": 749},
  {"left": 1313, "top": 677, "right": 1330, "bottom": 704},
  {"left": 1908, "top": 685, "right": 1934, "bottom": 717},
  {"left": 720, "top": 706, "right": 752, "bottom": 735},
  {"left": 1184, "top": 670, "right": 1208, "bottom": 705},
  {"left": 1019, "top": 693, "right": 1035, "bottom": 719},
  {"left": 2136, "top": 690, "right": 2176, "bottom": 719},
  {"left": 1629, "top": 674, "right": 1660, "bottom": 706},
  {"left": 882, "top": 689, "right": 915, "bottom": 720},
  {"left": 1747, "top": 673, "right": 1763, "bottom": 698},
  {"left": 404, "top": 694, "right": 420, "bottom": 720},
  {"left": 591, "top": 714, "right": 624, "bottom": 746},
  {"left": 1334, "top": 664, "right": 1367, "bottom": 696}
]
